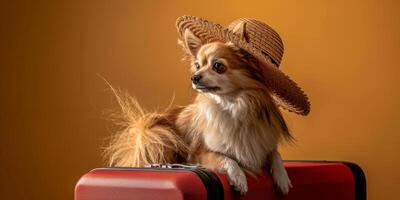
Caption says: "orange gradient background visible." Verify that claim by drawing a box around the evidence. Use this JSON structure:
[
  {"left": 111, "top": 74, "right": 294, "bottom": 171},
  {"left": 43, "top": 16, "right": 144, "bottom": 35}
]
[{"left": 1, "top": 0, "right": 399, "bottom": 199}]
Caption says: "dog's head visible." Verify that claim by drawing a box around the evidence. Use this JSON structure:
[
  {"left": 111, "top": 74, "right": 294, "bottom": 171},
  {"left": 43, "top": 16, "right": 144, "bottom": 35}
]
[{"left": 180, "top": 29, "right": 267, "bottom": 95}]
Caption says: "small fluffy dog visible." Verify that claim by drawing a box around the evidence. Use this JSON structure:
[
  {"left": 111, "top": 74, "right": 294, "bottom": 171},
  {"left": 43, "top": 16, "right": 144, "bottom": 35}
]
[{"left": 106, "top": 23, "right": 297, "bottom": 195}]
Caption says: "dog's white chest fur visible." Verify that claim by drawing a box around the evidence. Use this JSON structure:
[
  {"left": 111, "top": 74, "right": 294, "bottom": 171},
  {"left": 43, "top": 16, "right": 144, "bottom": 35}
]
[{"left": 195, "top": 94, "right": 278, "bottom": 171}]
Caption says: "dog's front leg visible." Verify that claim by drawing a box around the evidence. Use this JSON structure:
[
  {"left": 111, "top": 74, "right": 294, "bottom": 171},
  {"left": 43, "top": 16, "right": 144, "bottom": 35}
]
[
  {"left": 269, "top": 150, "right": 292, "bottom": 195},
  {"left": 194, "top": 150, "right": 248, "bottom": 195}
]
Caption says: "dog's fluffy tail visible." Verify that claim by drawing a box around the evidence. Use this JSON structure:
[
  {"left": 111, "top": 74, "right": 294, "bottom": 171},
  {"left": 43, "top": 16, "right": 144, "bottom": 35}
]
[{"left": 103, "top": 86, "right": 188, "bottom": 167}]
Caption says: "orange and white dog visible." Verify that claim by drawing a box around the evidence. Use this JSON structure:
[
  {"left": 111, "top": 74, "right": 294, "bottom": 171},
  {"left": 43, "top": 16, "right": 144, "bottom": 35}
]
[{"left": 105, "top": 28, "right": 294, "bottom": 195}]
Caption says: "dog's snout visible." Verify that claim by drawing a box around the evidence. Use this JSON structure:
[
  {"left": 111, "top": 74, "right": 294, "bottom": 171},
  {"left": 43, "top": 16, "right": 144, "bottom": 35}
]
[{"left": 191, "top": 74, "right": 202, "bottom": 84}]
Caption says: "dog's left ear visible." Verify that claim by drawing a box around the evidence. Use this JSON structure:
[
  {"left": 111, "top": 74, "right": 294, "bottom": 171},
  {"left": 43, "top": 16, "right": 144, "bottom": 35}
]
[{"left": 181, "top": 29, "right": 202, "bottom": 56}]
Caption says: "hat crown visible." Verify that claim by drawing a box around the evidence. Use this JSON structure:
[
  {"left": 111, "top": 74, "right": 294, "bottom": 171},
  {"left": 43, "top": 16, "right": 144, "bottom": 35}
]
[{"left": 228, "top": 18, "right": 284, "bottom": 66}]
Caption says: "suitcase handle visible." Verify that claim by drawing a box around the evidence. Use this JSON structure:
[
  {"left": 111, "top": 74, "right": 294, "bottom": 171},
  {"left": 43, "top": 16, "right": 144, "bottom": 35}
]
[
  {"left": 144, "top": 163, "right": 200, "bottom": 169},
  {"left": 144, "top": 163, "right": 224, "bottom": 200}
]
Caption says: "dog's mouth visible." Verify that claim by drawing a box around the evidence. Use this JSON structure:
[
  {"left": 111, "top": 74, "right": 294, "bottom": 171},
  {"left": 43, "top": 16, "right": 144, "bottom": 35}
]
[{"left": 195, "top": 85, "right": 220, "bottom": 92}]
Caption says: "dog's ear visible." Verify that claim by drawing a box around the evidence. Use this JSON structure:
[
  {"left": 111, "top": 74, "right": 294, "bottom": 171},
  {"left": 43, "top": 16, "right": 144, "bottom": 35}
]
[
  {"left": 182, "top": 29, "right": 202, "bottom": 56},
  {"left": 231, "top": 21, "right": 249, "bottom": 42}
]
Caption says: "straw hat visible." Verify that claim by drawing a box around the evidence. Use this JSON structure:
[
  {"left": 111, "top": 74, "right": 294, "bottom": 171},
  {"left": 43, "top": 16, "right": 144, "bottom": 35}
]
[{"left": 176, "top": 15, "right": 310, "bottom": 115}]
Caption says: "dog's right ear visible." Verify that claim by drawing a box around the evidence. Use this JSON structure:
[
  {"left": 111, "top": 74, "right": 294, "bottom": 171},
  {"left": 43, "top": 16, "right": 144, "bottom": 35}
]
[{"left": 179, "top": 29, "right": 202, "bottom": 57}]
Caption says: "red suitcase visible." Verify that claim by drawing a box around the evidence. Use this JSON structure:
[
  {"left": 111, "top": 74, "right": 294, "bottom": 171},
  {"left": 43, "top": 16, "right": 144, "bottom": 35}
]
[{"left": 75, "top": 161, "right": 366, "bottom": 200}]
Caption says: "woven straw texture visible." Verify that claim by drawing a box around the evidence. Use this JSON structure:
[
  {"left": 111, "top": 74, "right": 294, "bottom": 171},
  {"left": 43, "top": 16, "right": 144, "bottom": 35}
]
[{"left": 176, "top": 15, "right": 310, "bottom": 115}]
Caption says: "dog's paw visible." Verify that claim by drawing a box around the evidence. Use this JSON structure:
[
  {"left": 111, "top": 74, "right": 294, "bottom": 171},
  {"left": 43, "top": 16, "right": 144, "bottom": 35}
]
[
  {"left": 222, "top": 158, "right": 248, "bottom": 195},
  {"left": 228, "top": 167, "right": 248, "bottom": 195},
  {"left": 272, "top": 168, "right": 292, "bottom": 195}
]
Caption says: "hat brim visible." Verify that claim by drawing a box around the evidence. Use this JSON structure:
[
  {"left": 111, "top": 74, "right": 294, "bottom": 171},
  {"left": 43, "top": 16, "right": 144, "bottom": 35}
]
[{"left": 176, "top": 16, "right": 310, "bottom": 115}]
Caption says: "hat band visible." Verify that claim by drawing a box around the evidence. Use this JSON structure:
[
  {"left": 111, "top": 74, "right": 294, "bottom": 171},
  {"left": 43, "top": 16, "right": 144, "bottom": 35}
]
[{"left": 260, "top": 51, "right": 279, "bottom": 67}]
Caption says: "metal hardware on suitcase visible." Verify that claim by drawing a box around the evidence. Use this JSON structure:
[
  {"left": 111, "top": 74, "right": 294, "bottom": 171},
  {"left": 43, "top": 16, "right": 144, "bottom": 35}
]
[{"left": 75, "top": 161, "right": 366, "bottom": 200}]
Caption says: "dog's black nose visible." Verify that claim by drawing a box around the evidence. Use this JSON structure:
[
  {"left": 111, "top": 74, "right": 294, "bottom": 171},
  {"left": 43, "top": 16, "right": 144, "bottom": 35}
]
[{"left": 191, "top": 75, "right": 202, "bottom": 84}]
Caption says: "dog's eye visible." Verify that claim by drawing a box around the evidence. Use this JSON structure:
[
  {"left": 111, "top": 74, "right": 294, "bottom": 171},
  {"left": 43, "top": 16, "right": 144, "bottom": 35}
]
[
  {"left": 194, "top": 63, "right": 200, "bottom": 70},
  {"left": 212, "top": 62, "right": 226, "bottom": 73}
]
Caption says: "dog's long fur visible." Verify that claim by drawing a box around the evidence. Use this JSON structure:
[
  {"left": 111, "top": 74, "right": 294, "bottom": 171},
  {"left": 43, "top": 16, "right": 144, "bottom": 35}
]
[
  {"left": 104, "top": 88, "right": 189, "bottom": 167},
  {"left": 104, "top": 27, "right": 294, "bottom": 195}
]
